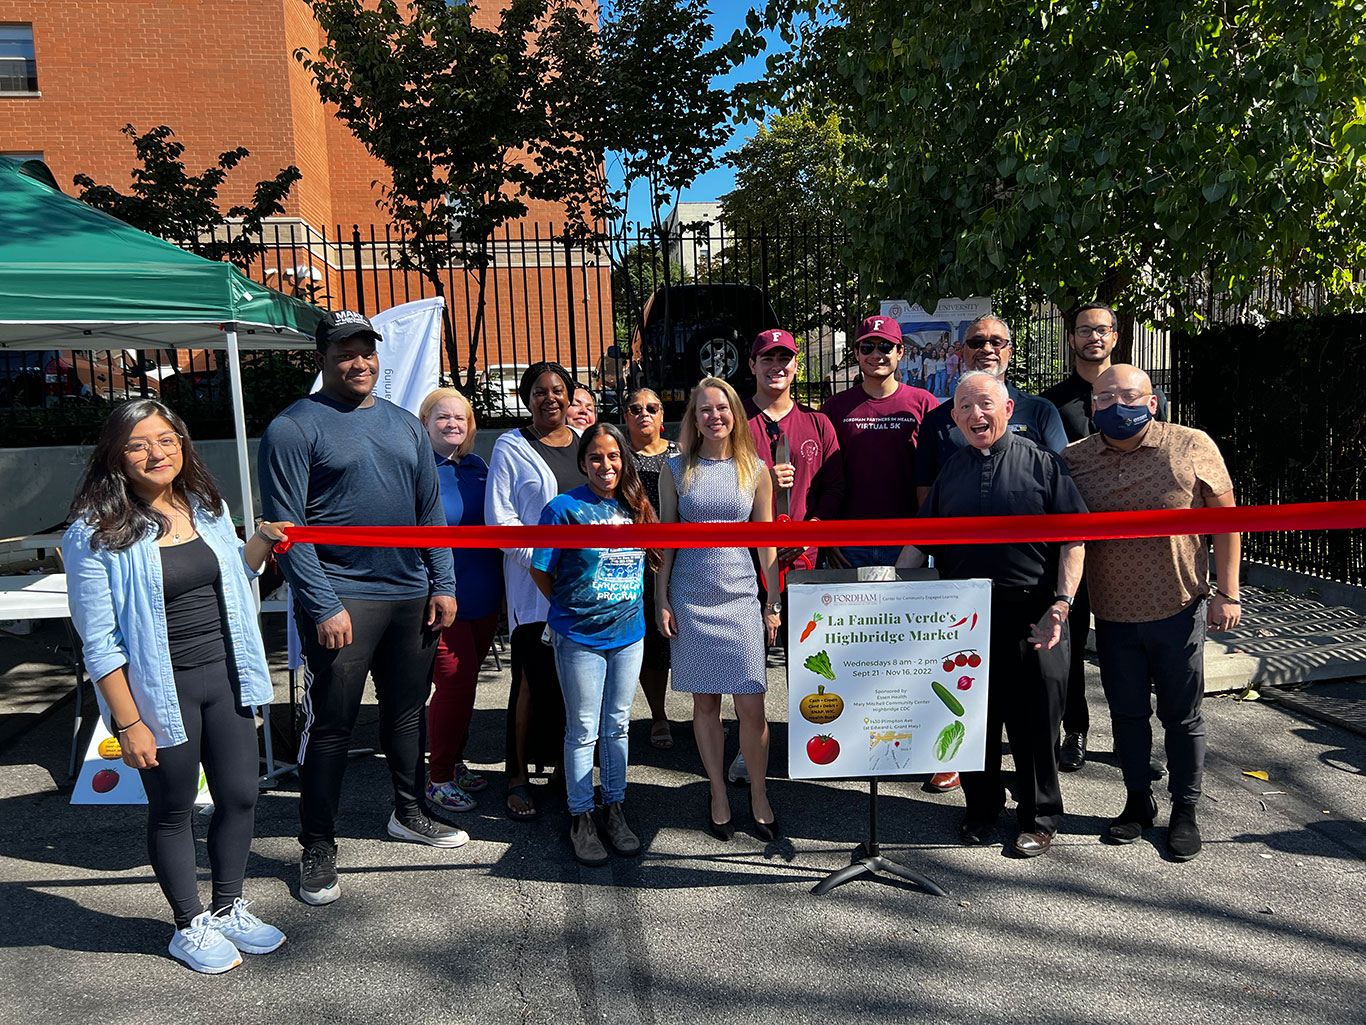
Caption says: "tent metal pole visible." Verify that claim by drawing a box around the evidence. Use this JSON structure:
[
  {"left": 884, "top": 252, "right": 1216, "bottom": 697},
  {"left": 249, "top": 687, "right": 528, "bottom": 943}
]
[{"left": 224, "top": 325, "right": 282, "bottom": 787}]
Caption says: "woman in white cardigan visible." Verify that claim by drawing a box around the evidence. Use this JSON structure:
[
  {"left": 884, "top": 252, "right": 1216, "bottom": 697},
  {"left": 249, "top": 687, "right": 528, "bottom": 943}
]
[{"left": 486, "top": 361, "right": 582, "bottom": 820}]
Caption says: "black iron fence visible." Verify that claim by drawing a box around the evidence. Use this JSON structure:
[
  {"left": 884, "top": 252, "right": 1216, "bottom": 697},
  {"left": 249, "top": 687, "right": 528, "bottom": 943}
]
[{"left": 2, "top": 218, "right": 1174, "bottom": 443}]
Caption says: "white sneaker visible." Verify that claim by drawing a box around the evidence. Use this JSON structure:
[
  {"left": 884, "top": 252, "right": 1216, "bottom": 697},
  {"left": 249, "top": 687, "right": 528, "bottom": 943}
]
[
  {"left": 727, "top": 751, "right": 750, "bottom": 784},
  {"left": 210, "top": 898, "right": 286, "bottom": 954},
  {"left": 168, "top": 911, "right": 242, "bottom": 974}
]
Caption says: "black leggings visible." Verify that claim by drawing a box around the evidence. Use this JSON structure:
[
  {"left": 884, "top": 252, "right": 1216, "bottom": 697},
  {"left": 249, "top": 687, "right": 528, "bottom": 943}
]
[{"left": 136, "top": 660, "right": 259, "bottom": 929}]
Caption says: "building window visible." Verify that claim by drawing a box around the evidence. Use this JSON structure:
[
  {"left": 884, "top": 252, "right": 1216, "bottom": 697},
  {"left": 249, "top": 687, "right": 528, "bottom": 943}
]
[{"left": 0, "top": 25, "right": 38, "bottom": 94}]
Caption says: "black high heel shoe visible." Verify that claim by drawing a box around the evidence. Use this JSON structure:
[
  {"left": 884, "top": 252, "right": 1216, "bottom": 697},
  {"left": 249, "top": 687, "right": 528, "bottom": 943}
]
[
  {"left": 707, "top": 800, "right": 734, "bottom": 841},
  {"left": 751, "top": 802, "right": 780, "bottom": 842}
]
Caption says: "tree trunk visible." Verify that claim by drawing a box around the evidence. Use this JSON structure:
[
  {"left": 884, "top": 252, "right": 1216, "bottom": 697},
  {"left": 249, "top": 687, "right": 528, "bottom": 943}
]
[{"left": 465, "top": 260, "right": 490, "bottom": 393}]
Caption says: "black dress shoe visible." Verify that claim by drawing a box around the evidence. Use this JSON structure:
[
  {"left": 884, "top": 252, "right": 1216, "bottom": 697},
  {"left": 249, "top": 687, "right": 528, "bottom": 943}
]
[
  {"left": 958, "top": 817, "right": 995, "bottom": 845},
  {"left": 1106, "top": 791, "right": 1157, "bottom": 844},
  {"left": 751, "top": 802, "right": 780, "bottom": 842},
  {"left": 1167, "top": 801, "right": 1202, "bottom": 861},
  {"left": 1015, "top": 831, "right": 1054, "bottom": 857},
  {"left": 1059, "top": 732, "right": 1086, "bottom": 772}
]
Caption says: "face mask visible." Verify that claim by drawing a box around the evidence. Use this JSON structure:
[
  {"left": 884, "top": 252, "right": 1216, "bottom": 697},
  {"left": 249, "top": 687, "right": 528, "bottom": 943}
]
[{"left": 1094, "top": 402, "right": 1152, "bottom": 440}]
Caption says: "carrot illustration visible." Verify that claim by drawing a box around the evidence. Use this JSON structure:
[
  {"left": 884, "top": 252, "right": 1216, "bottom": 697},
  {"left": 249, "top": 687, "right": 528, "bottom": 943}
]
[{"left": 800, "top": 613, "right": 823, "bottom": 642}]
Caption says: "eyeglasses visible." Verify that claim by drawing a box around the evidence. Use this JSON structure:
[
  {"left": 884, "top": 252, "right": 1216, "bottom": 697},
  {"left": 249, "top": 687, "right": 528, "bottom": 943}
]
[
  {"left": 125, "top": 434, "right": 182, "bottom": 456},
  {"left": 1074, "top": 325, "right": 1114, "bottom": 339},
  {"left": 964, "top": 335, "right": 1012, "bottom": 350},
  {"left": 628, "top": 403, "right": 662, "bottom": 416},
  {"left": 858, "top": 340, "right": 899, "bottom": 356},
  {"left": 1093, "top": 389, "right": 1152, "bottom": 408}
]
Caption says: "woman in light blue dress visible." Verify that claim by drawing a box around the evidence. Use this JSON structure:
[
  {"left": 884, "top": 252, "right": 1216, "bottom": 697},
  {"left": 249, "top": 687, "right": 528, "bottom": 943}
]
[{"left": 655, "top": 377, "right": 781, "bottom": 843}]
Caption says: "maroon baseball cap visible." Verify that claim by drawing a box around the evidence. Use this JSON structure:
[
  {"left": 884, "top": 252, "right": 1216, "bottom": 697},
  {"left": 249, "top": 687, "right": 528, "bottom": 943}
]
[
  {"left": 751, "top": 328, "right": 797, "bottom": 358},
  {"left": 855, "top": 314, "right": 902, "bottom": 346}
]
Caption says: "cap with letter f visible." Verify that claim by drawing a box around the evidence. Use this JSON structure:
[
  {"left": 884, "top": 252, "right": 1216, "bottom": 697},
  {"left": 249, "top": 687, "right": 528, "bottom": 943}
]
[{"left": 855, "top": 314, "right": 902, "bottom": 346}]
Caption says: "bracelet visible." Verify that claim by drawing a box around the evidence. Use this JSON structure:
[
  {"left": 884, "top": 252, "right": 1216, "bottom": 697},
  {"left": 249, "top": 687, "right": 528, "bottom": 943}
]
[
  {"left": 1214, "top": 587, "right": 1241, "bottom": 604},
  {"left": 116, "top": 717, "right": 142, "bottom": 733}
]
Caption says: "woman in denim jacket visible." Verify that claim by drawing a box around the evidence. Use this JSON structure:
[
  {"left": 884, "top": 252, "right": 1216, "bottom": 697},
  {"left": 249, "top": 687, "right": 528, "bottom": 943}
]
[{"left": 63, "top": 399, "right": 291, "bottom": 974}]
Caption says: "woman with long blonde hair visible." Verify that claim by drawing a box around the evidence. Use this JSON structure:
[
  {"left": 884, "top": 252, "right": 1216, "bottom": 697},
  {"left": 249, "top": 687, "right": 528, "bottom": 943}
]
[{"left": 654, "top": 378, "right": 782, "bottom": 842}]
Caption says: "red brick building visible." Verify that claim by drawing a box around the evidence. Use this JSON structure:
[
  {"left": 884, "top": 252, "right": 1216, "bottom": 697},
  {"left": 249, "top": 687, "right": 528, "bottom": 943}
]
[{"left": 0, "top": 1, "right": 611, "bottom": 382}]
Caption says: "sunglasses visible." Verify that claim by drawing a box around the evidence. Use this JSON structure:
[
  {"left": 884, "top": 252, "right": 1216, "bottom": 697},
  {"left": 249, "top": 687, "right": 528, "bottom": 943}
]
[
  {"left": 964, "top": 335, "right": 1012, "bottom": 350},
  {"left": 858, "top": 340, "right": 899, "bottom": 356},
  {"left": 628, "top": 402, "right": 662, "bottom": 416}
]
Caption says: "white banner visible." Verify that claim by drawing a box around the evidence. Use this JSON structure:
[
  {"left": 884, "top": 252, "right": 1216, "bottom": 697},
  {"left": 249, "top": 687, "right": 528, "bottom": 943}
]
[
  {"left": 787, "top": 578, "right": 992, "bottom": 779},
  {"left": 312, "top": 295, "right": 445, "bottom": 416}
]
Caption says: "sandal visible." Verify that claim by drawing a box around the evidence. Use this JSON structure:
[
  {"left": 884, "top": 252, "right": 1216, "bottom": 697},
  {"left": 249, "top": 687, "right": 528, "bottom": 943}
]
[
  {"left": 650, "top": 720, "right": 674, "bottom": 750},
  {"left": 505, "top": 784, "right": 539, "bottom": 821}
]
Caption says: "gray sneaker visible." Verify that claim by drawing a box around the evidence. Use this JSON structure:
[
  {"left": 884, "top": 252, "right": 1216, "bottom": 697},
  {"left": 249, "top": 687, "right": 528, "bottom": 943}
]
[
  {"left": 727, "top": 751, "right": 750, "bottom": 785},
  {"left": 569, "top": 811, "right": 609, "bottom": 867},
  {"left": 387, "top": 810, "right": 469, "bottom": 848},
  {"left": 601, "top": 802, "right": 641, "bottom": 857}
]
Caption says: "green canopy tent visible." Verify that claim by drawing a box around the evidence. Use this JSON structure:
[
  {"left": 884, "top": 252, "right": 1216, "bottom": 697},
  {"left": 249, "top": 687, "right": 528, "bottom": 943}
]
[{"left": 0, "top": 155, "right": 325, "bottom": 530}]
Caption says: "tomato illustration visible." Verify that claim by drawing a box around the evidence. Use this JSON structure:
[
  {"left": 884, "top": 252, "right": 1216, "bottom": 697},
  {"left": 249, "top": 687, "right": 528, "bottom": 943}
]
[
  {"left": 954, "top": 653, "right": 968, "bottom": 666},
  {"left": 941, "top": 660, "right": 955, "bottom": 673},
  {"left": 806, "top": 735, "right": 841, "bottom": 765},
  {"left": 968, "top": 653, "right": 981, "bottom": 667},
  {"left": 91, "top": 768, "right": 120, "bottom": 794},
  {"left": 958, "top": 675, "right": 973, "bottom": 690}
]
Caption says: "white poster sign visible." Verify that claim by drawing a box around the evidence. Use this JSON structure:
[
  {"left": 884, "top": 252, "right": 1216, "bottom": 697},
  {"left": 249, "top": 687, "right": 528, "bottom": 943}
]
[
  {"left": 311, "top": 295, "right": 445, "bottom": 416},
  {"left": 788, "top": 579, "right": 992, "bottom": 779},
  {"left": 71, "top": 719, "right": 212, "bottom": 806},
  {"left": 879, "top": 297, "right": 993, "bottom": 401}
]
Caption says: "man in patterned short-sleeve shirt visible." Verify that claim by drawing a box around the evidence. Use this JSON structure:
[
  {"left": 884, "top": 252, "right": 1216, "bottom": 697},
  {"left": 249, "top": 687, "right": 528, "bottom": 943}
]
[{"left": 1061, "top": 364, "right": 1242, "bottom": 862}]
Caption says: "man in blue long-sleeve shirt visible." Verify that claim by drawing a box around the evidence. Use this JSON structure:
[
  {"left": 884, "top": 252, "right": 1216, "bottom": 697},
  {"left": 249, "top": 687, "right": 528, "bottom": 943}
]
[{"left": 260, "top": 310, "right": 462, "bottom": 907}]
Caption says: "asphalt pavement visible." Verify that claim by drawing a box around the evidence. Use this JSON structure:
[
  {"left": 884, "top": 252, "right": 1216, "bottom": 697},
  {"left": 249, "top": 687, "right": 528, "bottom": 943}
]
[{"left": 0, "top": 634, "right": 1363, "bottom": 1025}]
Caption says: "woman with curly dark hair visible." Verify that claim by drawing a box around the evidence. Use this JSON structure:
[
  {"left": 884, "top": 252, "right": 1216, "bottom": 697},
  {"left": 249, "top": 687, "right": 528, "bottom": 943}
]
[{"left": 62, "top": 399, "right": 292, "bottom": 974}]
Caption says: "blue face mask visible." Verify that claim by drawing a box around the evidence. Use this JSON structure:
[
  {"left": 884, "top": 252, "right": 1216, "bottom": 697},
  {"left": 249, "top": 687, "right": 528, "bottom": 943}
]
[{"left": 1094, "top": 401, "right": 1153, "bottom": 440}]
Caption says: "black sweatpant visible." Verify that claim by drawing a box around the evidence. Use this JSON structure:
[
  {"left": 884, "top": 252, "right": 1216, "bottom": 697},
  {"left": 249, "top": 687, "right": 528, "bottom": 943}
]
[
  {"left": 961, "top": 589, "right": 1070, "bottom": 835},
  {"left": 137, "top": 659, "right": 260, "bottom": 929},
  {"left": 1062, "top": 576, "right": 1091, "bottom": 736},
  {"left": 296, "top": 596, "right": 438, "bottom": 846},
  {"left": 1094, "top": 600, "right": 1208, "bottom": 805},
  {"left": 506, "top": 622, "right": 565, "bottom": 778}
]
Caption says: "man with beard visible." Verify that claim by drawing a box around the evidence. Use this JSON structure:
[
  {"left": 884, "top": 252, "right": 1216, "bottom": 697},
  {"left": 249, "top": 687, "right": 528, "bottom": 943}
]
[{"left": 1040, "top": 303, "right": 1169, "bottom": 773}]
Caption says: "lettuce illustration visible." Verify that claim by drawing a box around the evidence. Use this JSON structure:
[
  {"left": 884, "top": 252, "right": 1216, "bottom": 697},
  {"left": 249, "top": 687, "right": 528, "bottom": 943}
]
[{"left": 934, "top": 720, "right": 965, "bottom": 761}]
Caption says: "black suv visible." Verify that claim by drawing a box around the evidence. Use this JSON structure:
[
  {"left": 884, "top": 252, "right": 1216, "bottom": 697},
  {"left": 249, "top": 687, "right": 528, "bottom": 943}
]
[{"left": 618, "top": 283, "right": 781, "bottom": 415}]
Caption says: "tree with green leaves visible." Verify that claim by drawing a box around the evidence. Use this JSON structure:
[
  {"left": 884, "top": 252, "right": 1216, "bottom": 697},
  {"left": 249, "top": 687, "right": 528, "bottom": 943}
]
[
  {"left": 592, "top": 0, "right": 745, "bottom": 339},
  {"left": 295, "top": 0, "right": 604, "bottom": 386},
  {"left": 715, "top": 107, "right": 864, "bottom": 371},
  {"left": 754, "top": 0, "right": 1366, "bottom": 347},
  {"left": 73, "top": 123, "right": 301, "bottom": 271},
  {"left": 610, "top": 242, "right": 689, "bottom": 340}
]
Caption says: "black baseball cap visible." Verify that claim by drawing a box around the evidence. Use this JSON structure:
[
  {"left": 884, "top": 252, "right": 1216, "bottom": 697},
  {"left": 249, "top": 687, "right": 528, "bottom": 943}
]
[{"left": 316, "top": 310, "right": 381, "bottom": 349}]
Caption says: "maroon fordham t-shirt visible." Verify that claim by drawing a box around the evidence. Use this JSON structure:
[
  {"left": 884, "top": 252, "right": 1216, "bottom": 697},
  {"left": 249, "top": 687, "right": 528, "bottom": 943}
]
[
  {"left": 744, "top": 398, "right": 845, "bottom": 567},
  {"left": 821, "top": 383, "right": 939, "bottom": 519}
]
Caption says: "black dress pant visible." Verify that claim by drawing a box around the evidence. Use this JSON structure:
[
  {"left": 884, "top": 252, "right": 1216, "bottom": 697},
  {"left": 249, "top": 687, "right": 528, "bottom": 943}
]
[
  {"left": 1062, "top": 576, "right": 1091, "bottom": 736},
  {"left": 961, "top": 588, "right": 1070, "bottom": 835},
  {"left": 295, "top": 596, "right": 438, "bottom": 846},
  {"left": 1094, "top": 600, "right": 1207, "bottom": 805}
]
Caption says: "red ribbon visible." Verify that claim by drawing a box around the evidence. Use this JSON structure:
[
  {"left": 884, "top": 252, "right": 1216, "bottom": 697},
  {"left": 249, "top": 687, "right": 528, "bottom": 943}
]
[{"left": 273, "top": 500, "right": 1366, "bottom": 552}]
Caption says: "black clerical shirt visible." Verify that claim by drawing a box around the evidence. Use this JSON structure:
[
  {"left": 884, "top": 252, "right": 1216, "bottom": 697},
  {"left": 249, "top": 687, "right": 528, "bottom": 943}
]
[{"left": 917, "top": 430, "right": 1088, "bottom": 588}]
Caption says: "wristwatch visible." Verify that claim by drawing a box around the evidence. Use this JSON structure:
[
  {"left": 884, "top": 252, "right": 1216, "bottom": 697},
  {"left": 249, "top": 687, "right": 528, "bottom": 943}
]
[
  {"left": 764, "top": 602, "right": 783, "bottom": 614},
  {"left": 1052, "top": 594, "right": 1075, "bottom": 609}
]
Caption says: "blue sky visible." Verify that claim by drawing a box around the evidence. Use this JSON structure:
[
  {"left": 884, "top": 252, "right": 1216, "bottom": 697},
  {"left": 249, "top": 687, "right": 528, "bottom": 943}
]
[{"left": 605, "top": 3, "right": 776, "bottom": 221}]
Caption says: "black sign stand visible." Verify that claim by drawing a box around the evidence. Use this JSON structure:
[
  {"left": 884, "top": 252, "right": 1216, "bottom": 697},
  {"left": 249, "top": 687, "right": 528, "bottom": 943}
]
[{"left": 811, "top": 779, "right": 948, "bottom": 897}]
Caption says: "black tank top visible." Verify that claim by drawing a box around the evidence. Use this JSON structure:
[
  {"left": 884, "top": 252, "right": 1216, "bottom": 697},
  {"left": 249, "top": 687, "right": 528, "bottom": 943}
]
[{"left": 160, "top": 536, "right": 228, "bottom": 669}]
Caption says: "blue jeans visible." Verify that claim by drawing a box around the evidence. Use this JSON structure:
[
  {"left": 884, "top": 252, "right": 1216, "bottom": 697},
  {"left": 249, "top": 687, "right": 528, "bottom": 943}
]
[{"left": 551, "top": 633, "right": 645, "bottom": 815}]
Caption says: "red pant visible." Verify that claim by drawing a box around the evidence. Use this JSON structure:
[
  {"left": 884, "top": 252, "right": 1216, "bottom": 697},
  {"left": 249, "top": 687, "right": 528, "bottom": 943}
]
[{"left": 427, "top": 613, "right": 499, "bottom": 783}]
